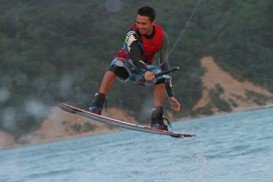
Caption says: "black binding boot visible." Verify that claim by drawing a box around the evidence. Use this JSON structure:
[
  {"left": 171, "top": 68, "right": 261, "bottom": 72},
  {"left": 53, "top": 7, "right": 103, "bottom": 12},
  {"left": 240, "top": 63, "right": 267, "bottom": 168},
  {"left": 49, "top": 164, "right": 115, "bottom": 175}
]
[
  {"left": 150, "top": 106, "right": 168, "bottom": 131},
  {"left": 89, "top": 93, "right": 106, "bottom": 115}
]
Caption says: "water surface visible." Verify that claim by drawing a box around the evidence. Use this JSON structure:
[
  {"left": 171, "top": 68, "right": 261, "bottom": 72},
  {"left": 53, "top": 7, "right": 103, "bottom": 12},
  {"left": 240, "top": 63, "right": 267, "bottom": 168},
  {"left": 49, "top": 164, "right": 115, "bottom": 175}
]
[{"left": 1, "top": 107, "right": 273, "bottom": 182}]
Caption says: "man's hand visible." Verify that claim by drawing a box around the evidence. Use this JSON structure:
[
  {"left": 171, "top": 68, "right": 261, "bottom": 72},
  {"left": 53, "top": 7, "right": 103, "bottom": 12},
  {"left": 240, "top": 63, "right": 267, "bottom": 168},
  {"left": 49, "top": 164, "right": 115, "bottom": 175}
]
[
  {"left": 144, "top": 71, "right": 155, "bottom": 81},
  {"left": 169, "top": 96, "right": 181, "bottom": 112}
]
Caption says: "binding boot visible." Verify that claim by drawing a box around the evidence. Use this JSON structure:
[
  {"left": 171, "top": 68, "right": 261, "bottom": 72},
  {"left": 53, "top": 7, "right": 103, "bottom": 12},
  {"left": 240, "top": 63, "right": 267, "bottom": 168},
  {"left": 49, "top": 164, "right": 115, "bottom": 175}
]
[
  {"left": 89, "top": 93, "right": 106, "bottom": 115},
  {"left": 150, "top": 106, "right": 168, "bottom": 131}
]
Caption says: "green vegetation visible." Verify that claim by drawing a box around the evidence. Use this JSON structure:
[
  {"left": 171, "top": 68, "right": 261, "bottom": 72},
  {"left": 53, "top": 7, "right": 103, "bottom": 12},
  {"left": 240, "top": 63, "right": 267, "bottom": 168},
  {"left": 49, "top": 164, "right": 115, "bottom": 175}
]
[
  {"left": 203, "top": 0, "right": 273, "bottom": 91},
  {"left": 208, "top": 85, "right": 232, "bottom": 112},
  {"left": 0, "top": 0, "right": 272, "bottom": 137},
  {"left": 192, "top": 84, "right": 232, "bottom": 116},
  {"left": 245, "top": 89, "right": 273, "bottom": 106},
  {"left": 70, "top": 122, "right": 95, "bottom": 133}
]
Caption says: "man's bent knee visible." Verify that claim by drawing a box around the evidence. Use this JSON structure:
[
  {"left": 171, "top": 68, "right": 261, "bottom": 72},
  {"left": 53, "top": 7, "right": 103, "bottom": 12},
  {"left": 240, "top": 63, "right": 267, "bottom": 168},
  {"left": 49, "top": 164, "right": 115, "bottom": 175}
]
[{"left": 109, "top": 65, "right": 129, "bottom": 80}]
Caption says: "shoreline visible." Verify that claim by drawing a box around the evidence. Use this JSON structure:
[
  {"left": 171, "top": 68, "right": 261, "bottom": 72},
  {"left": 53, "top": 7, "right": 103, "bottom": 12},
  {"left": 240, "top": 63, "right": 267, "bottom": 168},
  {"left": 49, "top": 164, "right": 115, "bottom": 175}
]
[{"left": 179, "top": 103, "right": 273, "bottom": 122}]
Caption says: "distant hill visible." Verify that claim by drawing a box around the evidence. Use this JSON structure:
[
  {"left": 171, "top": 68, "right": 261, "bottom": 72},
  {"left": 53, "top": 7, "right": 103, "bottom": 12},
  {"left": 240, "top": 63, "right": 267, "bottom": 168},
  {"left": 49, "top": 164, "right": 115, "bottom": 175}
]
[{"left": 193, "top": 57, "right": 273, "bottom": 116}]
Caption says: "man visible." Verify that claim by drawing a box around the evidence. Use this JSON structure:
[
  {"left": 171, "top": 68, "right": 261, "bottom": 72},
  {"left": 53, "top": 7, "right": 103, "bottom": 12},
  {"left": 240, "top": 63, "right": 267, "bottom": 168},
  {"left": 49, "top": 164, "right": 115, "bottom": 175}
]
[{"left": 89, "top": 6, "right": 180, "bottom": 130}]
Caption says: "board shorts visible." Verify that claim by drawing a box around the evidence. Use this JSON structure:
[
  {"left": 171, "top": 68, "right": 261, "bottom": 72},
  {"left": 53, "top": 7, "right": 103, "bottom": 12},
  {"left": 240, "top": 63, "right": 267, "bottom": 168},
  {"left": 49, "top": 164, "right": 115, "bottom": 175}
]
[{"left": 110, "top": 58, "right": 171, "bottom": 87}]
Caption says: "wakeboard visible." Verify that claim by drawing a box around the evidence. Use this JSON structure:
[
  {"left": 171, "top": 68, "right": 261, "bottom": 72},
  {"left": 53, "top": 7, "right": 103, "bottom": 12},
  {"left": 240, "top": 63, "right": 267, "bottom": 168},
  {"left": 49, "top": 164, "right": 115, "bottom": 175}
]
[{"left": 58, "top": 102, "right": 196, "bottom": 138}]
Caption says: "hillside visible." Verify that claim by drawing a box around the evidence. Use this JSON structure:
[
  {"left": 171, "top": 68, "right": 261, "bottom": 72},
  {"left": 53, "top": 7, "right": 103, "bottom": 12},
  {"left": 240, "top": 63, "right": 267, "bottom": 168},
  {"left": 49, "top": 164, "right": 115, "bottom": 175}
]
[
  {"left": 0, "top": 131, "right": 16, "bottom": 150},
  {"left": 0, "top": 107, "right": 137, "bottom": 149},
  {"left": 193, "top": 57, "right": 273, "bottom": 115}
]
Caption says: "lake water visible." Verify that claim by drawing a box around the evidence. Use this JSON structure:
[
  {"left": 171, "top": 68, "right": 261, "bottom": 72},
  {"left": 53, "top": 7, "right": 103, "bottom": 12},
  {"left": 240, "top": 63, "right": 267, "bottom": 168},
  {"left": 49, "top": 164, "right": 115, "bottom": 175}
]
[{"left": 1, "top": 107, "right": 273, "bottom": 182}]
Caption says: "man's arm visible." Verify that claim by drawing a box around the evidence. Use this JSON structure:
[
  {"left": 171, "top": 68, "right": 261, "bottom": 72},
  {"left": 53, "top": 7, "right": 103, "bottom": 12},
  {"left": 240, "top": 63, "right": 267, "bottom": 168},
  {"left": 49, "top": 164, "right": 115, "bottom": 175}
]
[
  {"left": 159, "top": 32, "right": 181, "bottom": 112},
  {"left": 126, "top": 31, "right": 154, "bottom": 81},
  {"left": 130, "top": 41, "right": 149, "bottom": 71},
  {"left": 159, "top": 32, "right": 173, "bottom": 97},
  {"left": 124, "top": 31, "right": 149, "bottom": 71},
  {"left": 159, "top": 31, "right": 171, "bottom": 71}
]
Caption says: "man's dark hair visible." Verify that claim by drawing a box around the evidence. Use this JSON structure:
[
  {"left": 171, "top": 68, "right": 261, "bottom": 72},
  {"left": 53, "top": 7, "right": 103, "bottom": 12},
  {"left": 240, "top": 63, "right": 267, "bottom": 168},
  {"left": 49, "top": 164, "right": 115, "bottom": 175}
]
[{"left": 137, "top": 6, "right": 156, "bottom": 22}]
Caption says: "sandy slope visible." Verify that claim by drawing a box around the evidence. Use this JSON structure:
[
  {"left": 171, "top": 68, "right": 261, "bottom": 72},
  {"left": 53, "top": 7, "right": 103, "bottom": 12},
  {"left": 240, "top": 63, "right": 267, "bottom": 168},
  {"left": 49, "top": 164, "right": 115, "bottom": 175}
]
[
  {"left": 193, "top": 57, "right": 273, "bottom": 112},
  {"left": 11, "top": 107, "right": 138, "bottom": 147},
  {"left": 0, "top": 131, "right": 16, "bottom": 150}
]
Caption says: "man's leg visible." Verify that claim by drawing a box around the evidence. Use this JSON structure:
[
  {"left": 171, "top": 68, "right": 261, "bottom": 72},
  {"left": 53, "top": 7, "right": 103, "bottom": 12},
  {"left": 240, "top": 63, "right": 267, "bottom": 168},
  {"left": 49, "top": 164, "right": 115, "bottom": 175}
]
[
  {"left": 89, "top": 71, "right": 116, "bottom": 114},
  {"left": 151, "top": 83, "right": 168, "bottom": 130},
  {"left": 153, "top": 83, "right": 165, "bottom": 107},
  {"left": 89, "top": 59, "right": 130, "bottom": 114},
  {"left": 98, "top": 71, "right": 117, "bottom": 94}
]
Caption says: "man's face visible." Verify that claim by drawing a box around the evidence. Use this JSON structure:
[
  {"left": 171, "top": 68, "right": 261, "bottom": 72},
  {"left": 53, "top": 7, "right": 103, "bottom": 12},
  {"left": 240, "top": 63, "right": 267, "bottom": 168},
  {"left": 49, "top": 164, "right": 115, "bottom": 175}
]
[{"left": 136, "top": 15, "right": 154, "bottom": 35}]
